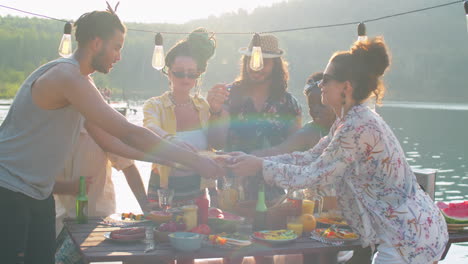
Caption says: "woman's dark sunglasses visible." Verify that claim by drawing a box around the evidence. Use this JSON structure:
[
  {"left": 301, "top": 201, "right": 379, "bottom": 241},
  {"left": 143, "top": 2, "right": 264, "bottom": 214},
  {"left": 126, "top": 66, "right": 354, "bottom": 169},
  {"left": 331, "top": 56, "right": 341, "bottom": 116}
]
[
  {"left": 171, "top": 71, "right": 201, "bottom": 79},
  {"left": 320, "top": 73, "right": 343, "bottom": 85}
]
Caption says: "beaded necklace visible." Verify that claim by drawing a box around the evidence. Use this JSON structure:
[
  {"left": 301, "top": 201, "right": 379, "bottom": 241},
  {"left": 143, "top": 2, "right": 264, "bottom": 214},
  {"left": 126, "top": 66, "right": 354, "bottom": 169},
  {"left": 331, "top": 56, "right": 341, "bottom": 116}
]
[{"left": 169, "top": 92, "right": 194, "bottom": 107}]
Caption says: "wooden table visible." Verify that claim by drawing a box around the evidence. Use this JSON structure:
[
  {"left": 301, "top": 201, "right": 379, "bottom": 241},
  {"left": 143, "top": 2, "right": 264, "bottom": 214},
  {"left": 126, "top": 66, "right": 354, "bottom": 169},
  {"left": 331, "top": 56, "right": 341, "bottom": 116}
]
[{"left": 64, "top": 218, "right": 468, "bottom": 264}]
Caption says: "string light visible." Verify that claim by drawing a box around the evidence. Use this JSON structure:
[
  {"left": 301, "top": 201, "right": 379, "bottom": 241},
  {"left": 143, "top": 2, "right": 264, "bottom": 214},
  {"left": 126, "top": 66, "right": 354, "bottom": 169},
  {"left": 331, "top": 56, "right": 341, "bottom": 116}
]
[
  {"left": 0, "top": 1, "right": 464, "bottom": 60},
  {"left": 0, "top": 1, "right": 463, "bottom": 36},
  {"left": 249, "top": 33, "right": 264, "bottom": 71},
  {"left": 58, "top": 22, "right": 72, "bottom": 57},
  {"left": 357, "top": 23, "right": 368, "bottom": 42},
  {"left": 464, "top": 1, "right": 468, "bottom": 32},
  {"left": 151, "top": 33, "right": 165, "bottom": 70}
]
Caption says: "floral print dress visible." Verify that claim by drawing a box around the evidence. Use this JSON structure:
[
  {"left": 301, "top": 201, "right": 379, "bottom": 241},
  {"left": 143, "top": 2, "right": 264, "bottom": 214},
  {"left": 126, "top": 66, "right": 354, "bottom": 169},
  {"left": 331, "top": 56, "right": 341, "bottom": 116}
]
[
  {"left": 225, "top": 85, "right": 302, "bottom": 154},
  {"left": 262, "top": 104, "right": 448, "bottom": 264},
  {"left": 224, "top": 83, "right": 302, "bottom": 200}
]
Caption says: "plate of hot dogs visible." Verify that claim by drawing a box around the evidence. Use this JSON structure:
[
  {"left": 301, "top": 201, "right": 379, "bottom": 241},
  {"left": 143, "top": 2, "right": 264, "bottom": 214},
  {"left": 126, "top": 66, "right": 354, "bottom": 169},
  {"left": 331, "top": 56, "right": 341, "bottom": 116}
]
[{"left": 104, "top": 227, "right": 146, "bottom": 242}]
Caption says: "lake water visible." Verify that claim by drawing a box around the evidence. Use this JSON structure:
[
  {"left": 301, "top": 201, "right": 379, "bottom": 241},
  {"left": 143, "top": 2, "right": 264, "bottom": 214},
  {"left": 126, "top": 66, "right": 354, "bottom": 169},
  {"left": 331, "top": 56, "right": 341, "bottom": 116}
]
[{"left": 0, "top": 99, "right": 467, "bottom": 262}]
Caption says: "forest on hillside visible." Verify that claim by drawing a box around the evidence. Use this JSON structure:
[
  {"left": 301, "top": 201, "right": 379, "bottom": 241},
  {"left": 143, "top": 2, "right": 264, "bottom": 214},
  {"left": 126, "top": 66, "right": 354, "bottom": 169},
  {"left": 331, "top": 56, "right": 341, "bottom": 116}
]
[{"left": 1, "top": 0, "right": 467, "bottom": 106}]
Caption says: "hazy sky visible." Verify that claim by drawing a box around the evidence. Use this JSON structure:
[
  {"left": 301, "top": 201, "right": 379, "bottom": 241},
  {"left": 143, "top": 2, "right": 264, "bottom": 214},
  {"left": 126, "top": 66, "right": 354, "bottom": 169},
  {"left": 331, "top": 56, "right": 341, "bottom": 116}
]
[{"left": 0, "top": 0, "right": 287, "bottom": 23}]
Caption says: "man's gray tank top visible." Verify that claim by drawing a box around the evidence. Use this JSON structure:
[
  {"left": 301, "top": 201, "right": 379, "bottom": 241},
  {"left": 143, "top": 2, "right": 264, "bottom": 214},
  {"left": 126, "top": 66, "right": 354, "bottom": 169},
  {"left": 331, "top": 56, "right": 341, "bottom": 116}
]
[{"left": 0, "top": 57, "right": 82, "bottom": 200}]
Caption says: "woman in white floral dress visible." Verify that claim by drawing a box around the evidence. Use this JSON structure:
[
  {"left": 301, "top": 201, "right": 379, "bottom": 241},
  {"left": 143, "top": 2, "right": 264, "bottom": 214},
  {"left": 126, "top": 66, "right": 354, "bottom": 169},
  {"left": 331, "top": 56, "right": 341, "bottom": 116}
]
[{"left": 226, "top": 37, "right": 448, "bottom": 264}]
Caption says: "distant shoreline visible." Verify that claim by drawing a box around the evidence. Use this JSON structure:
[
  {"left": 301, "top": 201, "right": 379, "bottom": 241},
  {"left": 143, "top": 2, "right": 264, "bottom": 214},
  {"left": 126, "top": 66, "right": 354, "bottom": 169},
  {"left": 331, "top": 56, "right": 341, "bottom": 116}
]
[
  {"left": 3, "top": 99, "right": 468, "bottom": 111},
  {"left": 382, "top": 101, "right": 468, "bottom": 111}
]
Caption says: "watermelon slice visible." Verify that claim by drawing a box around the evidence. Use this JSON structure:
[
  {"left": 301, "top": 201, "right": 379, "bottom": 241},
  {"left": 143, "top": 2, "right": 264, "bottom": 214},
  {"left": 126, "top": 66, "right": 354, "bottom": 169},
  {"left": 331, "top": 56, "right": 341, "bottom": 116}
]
[
  {"left": 436, "top": 201, "right": 468, "bottom": 224},
  {"left": 208, "top": 207, "right": 244, "bottom": 233}
]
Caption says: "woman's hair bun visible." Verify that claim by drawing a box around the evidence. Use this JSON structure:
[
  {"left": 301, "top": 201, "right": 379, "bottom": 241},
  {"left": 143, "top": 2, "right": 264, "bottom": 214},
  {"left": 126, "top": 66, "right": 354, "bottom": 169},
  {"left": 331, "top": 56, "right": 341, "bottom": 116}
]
[
  {"left": 351, "top": 37, "right": 390, "bottom": 77},
  {"left": 187, "top": 27, "right": 216, "bottom": 62},
  {"left": 164, "top": 27, "right": 216, "bottom": 74}
]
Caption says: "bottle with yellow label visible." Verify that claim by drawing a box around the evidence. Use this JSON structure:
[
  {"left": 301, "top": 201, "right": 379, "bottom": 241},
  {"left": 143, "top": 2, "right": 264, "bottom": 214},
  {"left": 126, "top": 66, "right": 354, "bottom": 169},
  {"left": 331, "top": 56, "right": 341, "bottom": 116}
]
[{"left": 182, "top": 205, "right": 198, "bottom": 231}]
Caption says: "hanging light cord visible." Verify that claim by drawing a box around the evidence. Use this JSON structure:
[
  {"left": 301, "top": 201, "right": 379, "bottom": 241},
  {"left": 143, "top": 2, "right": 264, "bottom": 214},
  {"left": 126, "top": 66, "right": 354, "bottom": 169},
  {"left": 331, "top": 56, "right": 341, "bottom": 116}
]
[
  {"left": 0, "top": 0, "right": 464, "bottom": 34},
  {"left": 0, "top": 4, "right": 70, "bottom": 22},
  {"left": 266, "top": 0, "right": 463, "bottom": 34}
]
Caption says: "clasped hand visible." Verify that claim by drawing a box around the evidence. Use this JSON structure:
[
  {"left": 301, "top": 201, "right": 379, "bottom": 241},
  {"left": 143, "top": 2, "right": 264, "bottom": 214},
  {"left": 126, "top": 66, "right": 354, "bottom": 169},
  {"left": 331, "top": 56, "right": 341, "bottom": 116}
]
[{"left": 212, "top": 152, "right": 263, "bottom": 178}]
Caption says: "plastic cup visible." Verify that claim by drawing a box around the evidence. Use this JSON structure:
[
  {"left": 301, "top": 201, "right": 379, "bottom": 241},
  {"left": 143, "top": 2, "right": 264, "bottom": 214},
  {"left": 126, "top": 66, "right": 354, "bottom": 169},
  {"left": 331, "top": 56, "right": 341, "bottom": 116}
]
[
  {"left": 287, "top": 216, "right": 303, "bottom": 236},
  {"left": 157, "top": 189, "right": 174, "bottom": 212}
]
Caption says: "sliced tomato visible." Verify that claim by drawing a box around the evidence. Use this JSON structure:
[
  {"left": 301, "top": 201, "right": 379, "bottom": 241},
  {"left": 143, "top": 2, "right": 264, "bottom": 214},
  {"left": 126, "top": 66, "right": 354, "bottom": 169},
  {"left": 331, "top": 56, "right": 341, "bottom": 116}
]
[
  {"left": 326, "top": 231, "right": 336, "bottom": 238},
  {"left": 190, "top": 224, "right": 211, "bottom": 235},
  {"left": 199, "top": 224, "right": 211, "bottom": 235},
  {"left": 253, "top": 232, "right": 265, "bottom": 239}
]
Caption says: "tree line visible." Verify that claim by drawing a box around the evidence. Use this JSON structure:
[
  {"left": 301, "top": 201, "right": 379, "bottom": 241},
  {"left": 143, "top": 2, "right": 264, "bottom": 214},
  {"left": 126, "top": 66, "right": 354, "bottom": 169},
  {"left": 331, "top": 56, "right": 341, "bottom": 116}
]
[{"left": 1, "top": 0, "right": 467, "bottom": 105}]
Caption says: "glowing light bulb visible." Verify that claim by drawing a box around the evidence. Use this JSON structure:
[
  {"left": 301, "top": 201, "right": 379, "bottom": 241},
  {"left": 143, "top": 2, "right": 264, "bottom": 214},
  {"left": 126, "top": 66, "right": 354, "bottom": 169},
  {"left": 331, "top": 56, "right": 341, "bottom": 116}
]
[
  {"left": 249, "top": 33, "right": 263, "bottom": 71},
  {"left": 465, "top": 1, "right": 468, "bottom": 33},
  {"left": 152, "top": 33, "right": 165, "bottom": 70},
  {"left": 357, "top": 22, "right": 368, "bottom": 42},
  {"left": 58, "top": 22, "right": 72, "bottom": 57}
]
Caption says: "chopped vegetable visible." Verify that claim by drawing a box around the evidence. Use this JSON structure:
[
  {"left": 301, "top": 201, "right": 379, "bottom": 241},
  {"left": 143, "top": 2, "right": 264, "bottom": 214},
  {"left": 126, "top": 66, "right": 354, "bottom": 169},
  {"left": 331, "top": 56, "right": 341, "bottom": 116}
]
[
  {"left": 315, "top": 227, "right": 359, "bottom": 240},
  {"left": 120, "top": 212, "right": 145, "bottom": 221},
  {"left": 208, "top": 235, "right": 227, "bottom": 245},
  {"left": 253, "top": 230, "right": 296, "bottom": 240}
]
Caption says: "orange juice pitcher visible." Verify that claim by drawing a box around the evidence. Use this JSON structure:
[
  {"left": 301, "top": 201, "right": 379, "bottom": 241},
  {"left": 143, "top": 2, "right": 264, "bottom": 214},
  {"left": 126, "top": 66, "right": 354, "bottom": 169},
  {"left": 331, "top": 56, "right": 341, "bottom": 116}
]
[{"left": 302, "top": 199, "right": 315, "bottom": 215}]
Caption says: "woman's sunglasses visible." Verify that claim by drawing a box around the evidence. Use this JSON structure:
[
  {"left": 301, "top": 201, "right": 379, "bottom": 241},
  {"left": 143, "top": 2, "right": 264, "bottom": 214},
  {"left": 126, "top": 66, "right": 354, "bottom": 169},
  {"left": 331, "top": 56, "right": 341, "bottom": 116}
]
[
  {"left": 320, "top": 74, "right": 343, "bottom": 85},
  {"left": 171, "top": 71, "right": 201, "bottom": 79}
]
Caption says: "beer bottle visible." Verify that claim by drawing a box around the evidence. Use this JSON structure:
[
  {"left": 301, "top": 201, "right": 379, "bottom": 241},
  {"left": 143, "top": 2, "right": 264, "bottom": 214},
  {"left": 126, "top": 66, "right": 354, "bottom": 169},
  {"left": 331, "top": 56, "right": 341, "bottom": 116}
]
[
  {"left": 76, "top": 176, "right": 88, "bottom": 224},
  {"left": 253, "top": 183, "right": 268, "bottom": 231}
]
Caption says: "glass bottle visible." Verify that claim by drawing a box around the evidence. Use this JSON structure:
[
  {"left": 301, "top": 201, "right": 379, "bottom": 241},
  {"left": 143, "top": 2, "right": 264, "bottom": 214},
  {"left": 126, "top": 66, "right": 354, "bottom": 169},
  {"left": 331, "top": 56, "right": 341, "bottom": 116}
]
[
  {"left": 253, "top": 184, "right": 268, "bottom": 231},
  {"left": 76, "top": 176, "right": 88, "bottom": 224}
]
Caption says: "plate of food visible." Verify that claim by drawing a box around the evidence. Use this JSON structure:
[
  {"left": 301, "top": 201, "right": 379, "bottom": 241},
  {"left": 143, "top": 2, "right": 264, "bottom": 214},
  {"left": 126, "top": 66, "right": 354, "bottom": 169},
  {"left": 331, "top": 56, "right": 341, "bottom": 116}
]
[
  {"left": 251, "top": 229, "right": 298, "bottom": 244},
  {"left": 102, "top": 213, "right": 151, "bottom": 227},
  {"left": 112, "top": 212, "right": 148, "bottom": 221},
  {"left": 207, "top": 232, "right": 252, "bottom": 248},
  {"left": 311, "top": 227, "right": 360, "bottom": 244},
  {"left": 316, "top": 211, "right": 348, "bottom": 226},
  {"left": 104, "top": 227, "right": 146, "bottom": 243}
]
